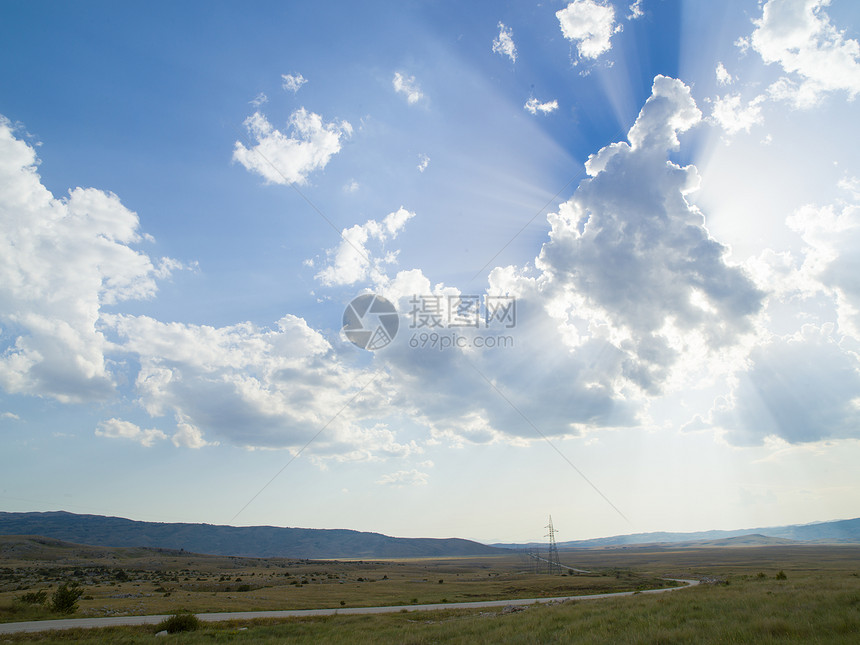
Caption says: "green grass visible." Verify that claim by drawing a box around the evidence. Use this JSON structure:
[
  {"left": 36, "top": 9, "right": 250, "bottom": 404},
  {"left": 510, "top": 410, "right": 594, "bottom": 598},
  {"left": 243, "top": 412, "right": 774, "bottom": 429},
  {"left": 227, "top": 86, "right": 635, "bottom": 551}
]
[
  {"left": 2, "top": 570, "right": 859, "bottom": 644},
  {"left": 3, "top": 542, "right": 860, "bottom": 643},
  {"left": 0, "top": 552, "right": 671, "bottom": 620}
]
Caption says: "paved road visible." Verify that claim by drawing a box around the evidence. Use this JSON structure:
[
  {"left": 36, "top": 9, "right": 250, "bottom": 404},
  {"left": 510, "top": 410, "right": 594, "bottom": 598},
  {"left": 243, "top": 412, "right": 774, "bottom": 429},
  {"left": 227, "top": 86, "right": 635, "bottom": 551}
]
[{"left": 0, "top": 579, "right": 699, "bottom": 635}]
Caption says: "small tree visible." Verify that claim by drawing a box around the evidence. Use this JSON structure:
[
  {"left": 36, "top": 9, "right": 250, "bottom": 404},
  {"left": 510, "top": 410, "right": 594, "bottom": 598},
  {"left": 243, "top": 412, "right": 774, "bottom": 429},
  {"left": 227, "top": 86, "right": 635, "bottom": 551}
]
[{"left": 51, "top": 582, "right": 84, "bottom": 614}]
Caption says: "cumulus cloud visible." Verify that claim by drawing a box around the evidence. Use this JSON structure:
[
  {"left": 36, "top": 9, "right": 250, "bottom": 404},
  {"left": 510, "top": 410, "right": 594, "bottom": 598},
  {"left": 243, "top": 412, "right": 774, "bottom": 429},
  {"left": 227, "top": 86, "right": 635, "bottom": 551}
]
[
  {"left": 393, "top": 72, "right": 423, "bottom": 104},
  {"left": 0, "top": 117, "right": 182, "bottom": 403},
  {"left": 95, "top": 418, "right": 167, "bottom": 447},
  {"left": 376, "top": 468, "right": 430, "bottom": 487},
  {"left": 627, "top": 0, "right": 644, "bottom": 20},
  {"left": 710, "top": 93, "right": 766, "bottom": 134},
  {"left": 536, "top": 76, "right": 764, "bottom": 393},
  {"left": 716, "top": 62, "right": 733, "bottom": 85},
  {"left": 524, "top": 97, "right": 559, "bottom": 114},
  {"left": 281, "top": 73, "right": 307, "bottom": 93},
  {"left": 233, "top": 108, "right": 352, "bottom": 185},
  {"left": 786, "top": 198, "right": 860, "bottom": 339},
  {"left": 316, "top": 207, "right": 415, "bottom": 287},
  {"left": 556, "top": 0, "right": 620, "bottom": 62},
  {"left": 492, "top": 22, "right": 517, "bottom": 62},
  {"left": 713, "top": 325, "right": 860, "bottom": 445},
  {"left": 107, "top": 312, "right": 416, "bottom": 456},
  {"left": 172, "top": 419, "right": 218, "bottom": 449},
  {"left": 417, "top": 153, "right": 430, "bottom": 172},
  {"left": 752, "top": 0, "right": 860, "bottom": 106}
]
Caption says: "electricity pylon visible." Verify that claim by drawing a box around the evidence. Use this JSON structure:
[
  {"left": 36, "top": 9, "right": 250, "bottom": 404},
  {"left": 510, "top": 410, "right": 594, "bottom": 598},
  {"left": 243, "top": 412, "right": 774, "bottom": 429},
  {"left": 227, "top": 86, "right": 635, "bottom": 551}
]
[{"left": 545, "top": 515, "right": 562, "bottom": 574}]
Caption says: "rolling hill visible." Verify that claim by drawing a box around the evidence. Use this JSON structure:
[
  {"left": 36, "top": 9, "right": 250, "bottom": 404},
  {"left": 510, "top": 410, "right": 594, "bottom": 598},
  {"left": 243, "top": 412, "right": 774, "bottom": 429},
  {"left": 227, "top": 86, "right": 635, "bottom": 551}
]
[
  {"left": 493, "top": 518, "right": 860, "bottom": 549},
  {"left": 0, "top": 511, "right": 505, "bottom": 559}
]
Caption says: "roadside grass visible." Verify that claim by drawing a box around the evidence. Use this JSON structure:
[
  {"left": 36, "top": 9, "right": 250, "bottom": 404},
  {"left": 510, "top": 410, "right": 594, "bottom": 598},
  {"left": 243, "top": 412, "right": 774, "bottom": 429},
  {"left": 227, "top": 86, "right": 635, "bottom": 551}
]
[{"left": 2, "top": 570, "right": 859, "bottom": 644}]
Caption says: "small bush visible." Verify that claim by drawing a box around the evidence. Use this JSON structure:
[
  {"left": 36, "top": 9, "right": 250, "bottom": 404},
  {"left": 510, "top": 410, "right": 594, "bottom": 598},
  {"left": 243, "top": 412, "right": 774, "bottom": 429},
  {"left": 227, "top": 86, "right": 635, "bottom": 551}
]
[
  {"left": 236, "top": 584, "right": 251, "bottom": 592},
  {"left": 156, "top": 611, "right": 201, "bottom": 634},
  {"left": 51, "top": 582, "right": 84, "bottom": 614},
  {"left": 18, "top": 590, "right": 47, "bottom": 605},
  {"left": 776, "top": 570, "right": 788, "bottom": 580}
]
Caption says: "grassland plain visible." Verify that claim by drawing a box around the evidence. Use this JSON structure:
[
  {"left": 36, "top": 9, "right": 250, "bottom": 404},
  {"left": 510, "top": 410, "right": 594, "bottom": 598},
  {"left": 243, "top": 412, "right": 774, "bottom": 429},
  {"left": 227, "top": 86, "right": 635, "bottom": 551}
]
[
  {"left": 0, "top": 537, "right": 673, "bottom": 620},
  {"left": 1, "top": 538, "right": 859, "bottom": 643}
]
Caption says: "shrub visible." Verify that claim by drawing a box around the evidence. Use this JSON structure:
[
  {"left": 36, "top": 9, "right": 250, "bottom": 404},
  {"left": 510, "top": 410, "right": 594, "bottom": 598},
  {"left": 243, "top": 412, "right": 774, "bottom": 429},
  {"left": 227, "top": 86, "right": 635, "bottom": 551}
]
[
  {"left": 18, "top": 590, "right": 48, "bottom": 605},
  {"left": 156, "top": 611, "right": 201, "bottom": 633},
  {"left": 51, "top": 582, "right": 84, "bottom": 614},
  {"left": 236, "top": 584, "right": 251, "bottom": 592},
  {"left": 776, "top": 570, "right": 788, "bottom": 580}
]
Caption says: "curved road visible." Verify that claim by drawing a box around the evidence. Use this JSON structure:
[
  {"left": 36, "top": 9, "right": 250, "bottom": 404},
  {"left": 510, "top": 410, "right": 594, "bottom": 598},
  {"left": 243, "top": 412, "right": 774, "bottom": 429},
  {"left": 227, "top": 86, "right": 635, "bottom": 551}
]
[{"left": 0, "top": 579, "right": 699, "bottom": 635}]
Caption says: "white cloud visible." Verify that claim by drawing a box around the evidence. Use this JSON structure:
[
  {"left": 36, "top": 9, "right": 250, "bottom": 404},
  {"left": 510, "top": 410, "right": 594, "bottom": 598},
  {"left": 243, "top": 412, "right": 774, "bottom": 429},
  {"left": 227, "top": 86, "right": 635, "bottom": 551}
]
[
  {"left": 536, "top": 76, "right": 763, "bottom": 393},
  {"left": 281, "top": 73, "right": 307, "bottom": 93},
  {"left": 752, "top": 0, "right": 860, "bottom": 106},
  {"left": 710, "top": 93, "right": 766, "bottom": 134},
  {"left": 524, "top": 97, "right": 559, "bottom": 114},
  {"left": 107, "top": 312, "right": 415, "bottom": 456},
  {"left": 716, "top": 62, "right": 733, "bottom": 85},
  {"left": 0, "top": 117, "right": 182, "bottom": 403},
  {"left": 233, "top": 108, "right": 352, "bottom": 185},
  {"left": 316, "top": 207, "right": 415, "bottom": 287},
  {"left": 627, "top": 0, "right": 644, "bottom": 20},
  {"left": 376, "top": 468, "right": 430, "bottom": 487},
  {"left": 417, "top": 153, "right": 430, "bottom": 172},
  {"left": 2, "top": 412, "right": 20, "bottom": 420},
  {"left": 172, "top": 419, "right": 218, "bottom": 449},
  {"left": 556, "top": 0, "right": 620, "bottom": 62},
  {"left": 393, "top": 72, "right": 423, "bottom": 104},
  {"left": 95, "top": 418, "right": 167, "bottom": 447},
  {"left": 492, "top": 22, "right": 517, "bottom": 62},
  {"left": 344, "top": 179, "right": 360, "bottom": 193},
  {"left": 786, "top": 198, "right": 860, "bottom": 339},
  {"left": 250, "top": 92, "right": 268, "bottom": 107},
  {"left": 713, "top": 325, "right": 860, "bottom": 445}
]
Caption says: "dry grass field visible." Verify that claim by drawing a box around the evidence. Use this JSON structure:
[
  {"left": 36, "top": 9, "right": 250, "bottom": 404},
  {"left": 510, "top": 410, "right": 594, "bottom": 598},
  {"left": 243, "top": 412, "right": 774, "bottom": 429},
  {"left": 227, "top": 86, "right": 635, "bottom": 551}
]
[{"left": 1, "top": 536, "right": 859, "bottom": 643}]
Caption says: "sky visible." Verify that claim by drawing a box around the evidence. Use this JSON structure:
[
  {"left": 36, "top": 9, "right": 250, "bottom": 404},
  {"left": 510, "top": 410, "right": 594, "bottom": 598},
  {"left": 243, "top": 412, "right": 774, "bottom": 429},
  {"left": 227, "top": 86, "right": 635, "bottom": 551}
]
[{"left": 1, "top": 0, "right": 860, "bottom": 544}]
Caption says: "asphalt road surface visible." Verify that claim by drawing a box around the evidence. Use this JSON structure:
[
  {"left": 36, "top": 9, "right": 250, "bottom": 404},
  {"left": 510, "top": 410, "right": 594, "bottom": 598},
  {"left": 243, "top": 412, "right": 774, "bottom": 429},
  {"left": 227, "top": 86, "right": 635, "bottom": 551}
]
[{"left": 0, "top": 579, "right": 699, "bottom": 635}]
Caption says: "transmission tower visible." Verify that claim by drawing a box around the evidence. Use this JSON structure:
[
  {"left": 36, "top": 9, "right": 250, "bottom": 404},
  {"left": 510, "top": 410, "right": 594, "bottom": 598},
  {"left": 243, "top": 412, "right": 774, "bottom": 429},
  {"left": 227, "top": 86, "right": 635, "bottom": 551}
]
[{"left": 545, "top": 515, "right": 562, "bottom": 574}]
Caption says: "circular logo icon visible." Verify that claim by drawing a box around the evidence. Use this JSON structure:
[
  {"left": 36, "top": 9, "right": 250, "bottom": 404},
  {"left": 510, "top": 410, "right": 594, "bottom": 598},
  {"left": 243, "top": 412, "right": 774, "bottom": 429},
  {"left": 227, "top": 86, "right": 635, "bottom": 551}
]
[{"left": 343, "top": 294, "right": 399, "bottom": 350}]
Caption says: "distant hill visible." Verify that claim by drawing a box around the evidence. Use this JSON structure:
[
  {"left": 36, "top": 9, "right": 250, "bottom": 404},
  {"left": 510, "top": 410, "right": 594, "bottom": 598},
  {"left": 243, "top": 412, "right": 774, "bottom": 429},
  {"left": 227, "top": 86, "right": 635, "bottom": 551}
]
[
  {"left": 0, "top": 511, "right": 505, "bottom": 559},
  {"left": 493, "top": 518, "right": 860, "bottom": 549}
]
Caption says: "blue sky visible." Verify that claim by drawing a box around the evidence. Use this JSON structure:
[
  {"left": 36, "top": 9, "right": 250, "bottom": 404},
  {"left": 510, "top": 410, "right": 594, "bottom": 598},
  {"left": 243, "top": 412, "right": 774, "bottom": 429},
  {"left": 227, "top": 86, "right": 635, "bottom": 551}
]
[{"left": 2, "top": 0, "right": 860, "bottom": 543}]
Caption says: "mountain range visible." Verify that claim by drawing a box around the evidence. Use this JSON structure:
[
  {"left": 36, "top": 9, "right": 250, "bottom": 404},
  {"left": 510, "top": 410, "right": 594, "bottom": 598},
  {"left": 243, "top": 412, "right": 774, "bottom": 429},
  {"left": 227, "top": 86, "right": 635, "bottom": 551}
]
[
  {"left": 2, "top": 512, "right": 858, "bottom": 559},
  {"left": 0, "top": 511, "right": 504, "bottom": 559},
  {"left": 493, "top": 517, "right": 860, "bottom": 549}
]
